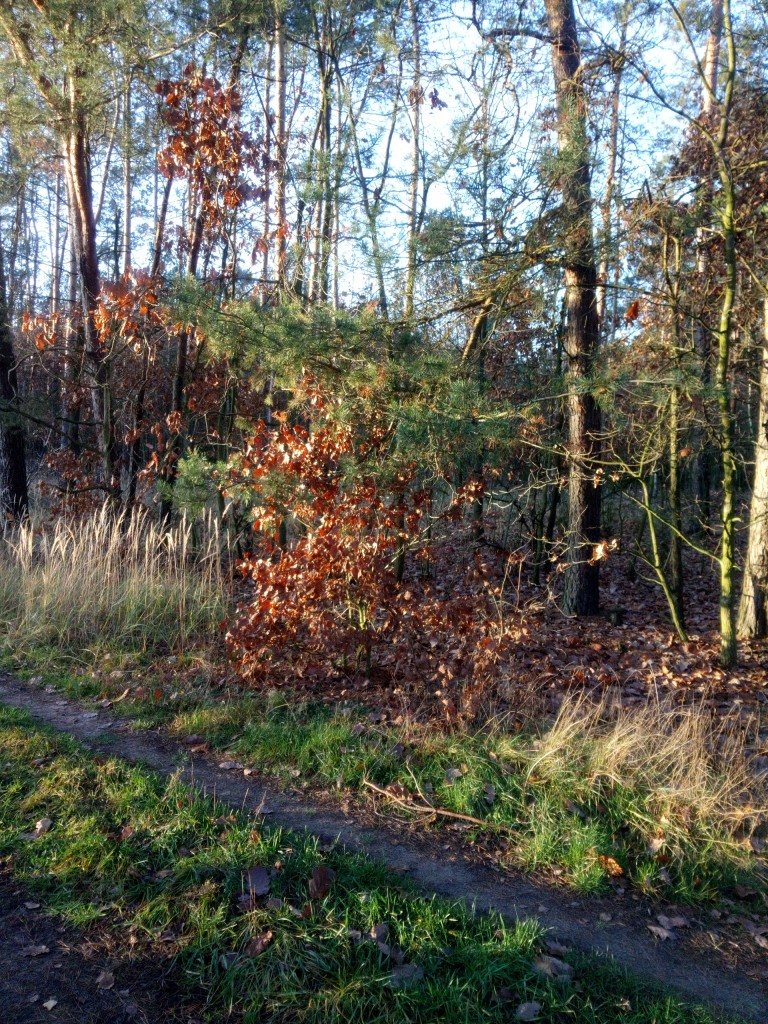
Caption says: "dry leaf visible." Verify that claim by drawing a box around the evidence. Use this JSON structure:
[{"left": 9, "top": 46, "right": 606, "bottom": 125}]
[
  {"left": 243, "top": 865, "right": 270, "bottom": 897},
  {"left": 657, "top": 914, "right": 688, "bottom": 930},
  {"left": 308, "top": 865, "right": 336, "bottom": 900},
  {"left": 218, "top": 761, "right": 243, "bottom": 771},
  {"left": 516, "top": 1002, "right": 542, "bottom": 1021},
  {"left": 647, "top": 924, "right": 675, "bottom": 941},
  {"left": 23, "top": 818, "right": 53, "bottom": 840},
  {"left": 22, "top": 945, "right": 49, "bottom": 957},
  {"left": 245, "top": 930, "right": 273, "bottom": 956},
  {"left": 43, "top": 998, "right": 58, "bottom": 1011},
  {"left": 483, "top": 783, "right": 496, "bottom": 805},
  {"left": 445, "top": 767, "right": 462, "bottom": 785},
  {"left": 646, "top": 836, "right": 664, "bottom": 857},
  {"left": 598, "top": 855, "right": 623, "bottom": 877},
  {"left": 545, "top": 940, "right": 569, "bottom": 956},
  {"left": 96, "top": 970, "right": 115, "bottom": 990},
  {"left": 564, "top": 799, "right": 586, "bottom": 819},
  {"left": 369, "top": 922, "right": 389, "bottom": 942},
  {"left": 389, "top": 963, "right": 424, "bottom": 988},
  {"left": 532, "top": 955, "right": 573, "bottom": 981}
]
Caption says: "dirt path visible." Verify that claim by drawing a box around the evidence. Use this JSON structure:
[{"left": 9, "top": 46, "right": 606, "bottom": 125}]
[{"left": 1, "top": 672, "right": 765, "bottom": 1022}]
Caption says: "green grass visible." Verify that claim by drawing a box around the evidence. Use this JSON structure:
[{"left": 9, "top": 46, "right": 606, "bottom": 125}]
[
  {"left": 9, "top": 660, "right": 768, "bottom": 908},
  {"left": 167, "top": 690, "right": 767, "bottom": 905},
  {"left": 0, "top": 705, "right": 741, "bottom": 1024},
  {"left": 3, "top": 509, "right": 765, "bottom": 910}
]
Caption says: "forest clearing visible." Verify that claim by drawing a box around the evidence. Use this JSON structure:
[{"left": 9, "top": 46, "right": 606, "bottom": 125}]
[{"left": 1, "top": 0, "right": 768, "bottom": 1021}]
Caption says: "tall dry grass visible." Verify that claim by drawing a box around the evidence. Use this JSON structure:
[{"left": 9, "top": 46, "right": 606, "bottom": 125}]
[
  {"left": 0, "top": 506, "right": 231, "bottom": 664},
  {"left": 499, "top": 693, "right": 767, "bottom": 860}
]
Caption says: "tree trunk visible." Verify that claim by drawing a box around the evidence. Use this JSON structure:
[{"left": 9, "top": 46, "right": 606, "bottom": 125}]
[
  {"left": 0, "top": 232, "right": 29, "bottom": 523},
  {"left": 692, "top": 0, "right": 724, "bottom": 531},
  {"left": 712, "top": 0, "right": 737, "bottom": 667},
  {"left": 122, "top": 75, "right": 132, "bottom": 275},
  {"left": 738, "top": 293, "right": 768, "bottom": 639},
  {"left": 274, "top": 10, "right": 288, "bottom": 290},
  {"left": 404, "top": 0, "right": 421, "bottom": 320},
  {"left": 595, "top": 15, "right": 627, "bottom": 337},
  {"left": 63, "top": 79, "right": 119, "bottom": 504},
  {"left": 544, "top": 0, "right": 601, "bottom": 616}
]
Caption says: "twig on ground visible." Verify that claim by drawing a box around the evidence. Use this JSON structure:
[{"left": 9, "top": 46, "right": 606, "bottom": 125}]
[{"left": 361, "top": 778, "right": 509, "bottom": 831}]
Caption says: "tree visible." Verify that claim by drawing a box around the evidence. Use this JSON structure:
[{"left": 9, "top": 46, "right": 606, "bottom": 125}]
[
  {"left": 543, "top": 0, "right": 602, "bottom": 615},
  {"left": 0, "top": 227, "right": 28, "bottom": 522},
  {"left": 738, "top": 290, "right": 768, "bottom": 639}
]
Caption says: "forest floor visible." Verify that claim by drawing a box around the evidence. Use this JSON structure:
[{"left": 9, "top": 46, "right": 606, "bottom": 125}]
[
  {"left": 1, "top": 671, "right": 767, "bottom": 1024},
  {"left": 2, "top": 521, "right": 768, "bottom": 1021}
]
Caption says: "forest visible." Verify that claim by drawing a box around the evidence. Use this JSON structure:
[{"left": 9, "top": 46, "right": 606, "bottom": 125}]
[{"left": 1, "top": 2, "right": 768, "bottom": 1023}]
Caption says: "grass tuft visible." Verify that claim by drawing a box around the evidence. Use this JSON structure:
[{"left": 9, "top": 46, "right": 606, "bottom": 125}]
[
  {"left": 168, "top": 691, "right": 768, "bottom": 902},
  {"left": 0, "top": 505, "right": 229, "bottom": 665}
]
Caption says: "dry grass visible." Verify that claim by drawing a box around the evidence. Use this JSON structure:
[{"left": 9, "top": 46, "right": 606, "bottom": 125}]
[
  {"left": 0, "top": 505, "right": 230, "bottom": 665},
  {"left": 497, "top": 692, "right": 767, "bottom": 869}
]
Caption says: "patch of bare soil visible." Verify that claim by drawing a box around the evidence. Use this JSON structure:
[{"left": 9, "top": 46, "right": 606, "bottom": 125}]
[{"left": 0, "top": 866, "right": 194, "bottom": 1024}]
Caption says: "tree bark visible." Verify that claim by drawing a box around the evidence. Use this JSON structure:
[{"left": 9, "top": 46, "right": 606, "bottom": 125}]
[
  {"left": 692, "top": 0, "right": 724, "bottom": 530},
  {"left": 63, "top": 89, "right": 119, "bottom": 504},
  {"left": 595, "top": 15, "right": 627, "bottom": 337},
  {"left": 738, "top": 293, "right": 768, "bottom": 639},
  {"left": 274, "top": 9, "right": 288, "bottom": 290},
  {"left": 0, "top": 232, "right": 29, "bottom": 524},
  {"left": 404, "top": 0, "right": 421, "bottom": 320},
  {"left": 544, "top": 0, "right": 601, "bottom": 615}
]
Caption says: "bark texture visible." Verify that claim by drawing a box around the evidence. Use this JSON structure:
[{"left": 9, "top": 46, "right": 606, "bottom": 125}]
[
  {"left": 737, "top": 296, "right": 768, "bottom": 639},
  {"left": 544, "top": 0, "right": 601, "bottom": 615},
  {"left": 0, "top": 236, "right": 29, "bottom": 523}
]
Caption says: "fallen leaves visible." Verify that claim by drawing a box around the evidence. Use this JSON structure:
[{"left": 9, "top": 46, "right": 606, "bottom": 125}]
[
  {"left": 245, "top": 930, "right": 273, "bottom": 956},
  {"left": 656, "top": 913, "right": 689, "bottom": 930},
  {"left": 42, "top": 998, "right": 58, "bottom": 1011},
  {"left": 389, "top": 963, "right": 424, "bottom": 988},
  {"left": 516, "top": 1002, "right": 542, "bottom": 1021},
  {"left": 531, "top": 955, "right": 573, "bottom": 982},
  {"left": 242, "top": 865, "right": 271, "bottom": 900},
  {"left": 596, "top": 854, "right": 622, "bottom": 876},
  {"left": 22, "top": 945, "right": 50, "bottom": 957},
  {"left": 22, "top": 817, "right": 53, "bottom": 840},
  {"left": 308, "top": 865, "right": 336, "bottom": 900},
  {"left": 95, "top": 969, "right": 115, "bottom": 990}
]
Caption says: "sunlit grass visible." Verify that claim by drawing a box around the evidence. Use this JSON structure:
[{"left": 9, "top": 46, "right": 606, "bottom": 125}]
[
  {"left": 0, "top": 706, "right": 738, "bottom": 1024},
  {"left": 166, "top": 690, "right": 768, "bottom": 903},
  {"left": 0, "top": 505, "right": 229, "bottom": 665}
]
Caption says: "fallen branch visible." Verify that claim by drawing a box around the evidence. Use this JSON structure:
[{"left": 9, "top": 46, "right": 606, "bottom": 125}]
[{"left": 361, "top": 778, "right": 511, "bottom": 831}]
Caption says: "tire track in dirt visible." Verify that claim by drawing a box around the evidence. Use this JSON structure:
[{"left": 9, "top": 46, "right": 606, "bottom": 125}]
[{"left": 1, "top": 672, "right": 765, "bottom": 1022}]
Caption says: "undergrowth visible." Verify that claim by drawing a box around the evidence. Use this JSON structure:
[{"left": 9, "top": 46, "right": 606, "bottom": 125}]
[
  {"left": 166, "top": 690, "right": 767, "bottom": 903},
  {"left": 0, "top": 506, "right": 229, "bottom": 665},
  {"left": 0, "top": 706, "right": 739, "bottom": 1024},
  {"left": 2, "top": 509, "right": 765, "bottom": 908}
]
